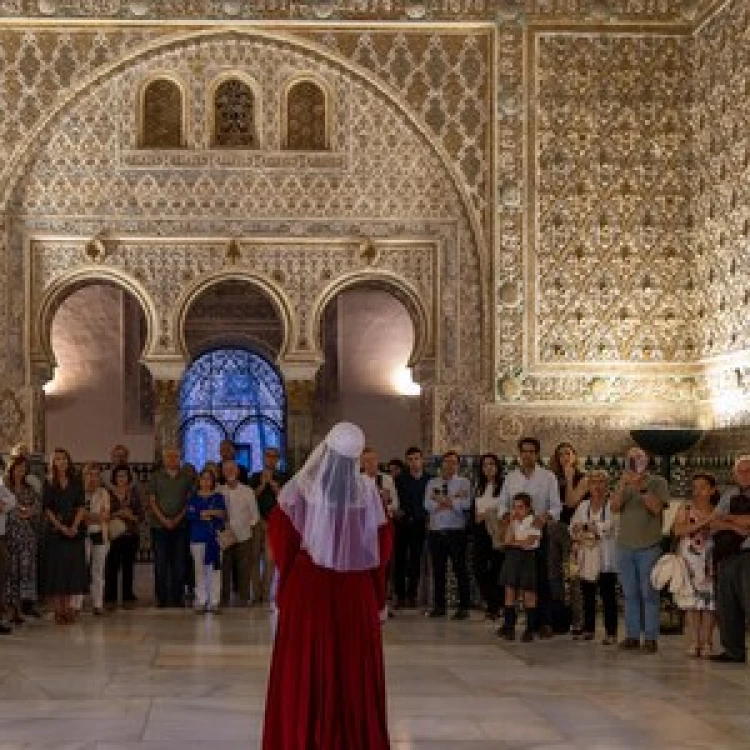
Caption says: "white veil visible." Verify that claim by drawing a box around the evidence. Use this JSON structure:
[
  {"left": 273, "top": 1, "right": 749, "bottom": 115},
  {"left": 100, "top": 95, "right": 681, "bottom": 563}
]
[{"left": 278, "top": 422, "right": 386, "bottom": 572}]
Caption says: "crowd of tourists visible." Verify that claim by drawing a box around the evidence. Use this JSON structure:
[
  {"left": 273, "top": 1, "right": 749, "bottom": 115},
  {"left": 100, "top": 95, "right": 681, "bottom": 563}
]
[
  {"left": 1, "top": 435, "right": 750, "bottom": 664},
  {"left": 0, "top": 440, "right": 285, "bottom": 627}
]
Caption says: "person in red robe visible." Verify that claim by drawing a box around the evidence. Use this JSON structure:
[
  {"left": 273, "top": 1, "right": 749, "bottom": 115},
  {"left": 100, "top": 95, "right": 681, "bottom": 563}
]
[{"left": 262, "top": 422, "right": 393, "bottom": 750}]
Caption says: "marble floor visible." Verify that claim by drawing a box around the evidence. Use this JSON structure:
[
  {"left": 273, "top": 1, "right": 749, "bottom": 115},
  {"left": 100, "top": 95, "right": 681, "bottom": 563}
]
[{"left": 1, "top": 587, "right": 749, "bottom": 749}]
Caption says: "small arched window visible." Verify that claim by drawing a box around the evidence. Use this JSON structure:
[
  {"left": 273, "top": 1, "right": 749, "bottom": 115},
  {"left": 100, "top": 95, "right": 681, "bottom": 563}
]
[
  {"left": 286, "top": 80, "right": 327, "bottom": 151},
  {"left": 141, "top": 78, "right": 183, "bottom": 148},
  {"left": 213, "top": 78, "right": 258, "bottom": 148}
]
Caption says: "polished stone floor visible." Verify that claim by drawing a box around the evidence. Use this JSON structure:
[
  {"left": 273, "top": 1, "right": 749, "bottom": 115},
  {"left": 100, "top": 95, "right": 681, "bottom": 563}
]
[{"left": 1, "top": 583, "right": 749, "bottom": 749}]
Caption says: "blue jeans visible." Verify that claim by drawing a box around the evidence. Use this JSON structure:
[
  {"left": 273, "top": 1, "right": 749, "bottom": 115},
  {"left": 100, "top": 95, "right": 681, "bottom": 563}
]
[{"left": 617, "top": 544, "right": 661, "bottom": 641}]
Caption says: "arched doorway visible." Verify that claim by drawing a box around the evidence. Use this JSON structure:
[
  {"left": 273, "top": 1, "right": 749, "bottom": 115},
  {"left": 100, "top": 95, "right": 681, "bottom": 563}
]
[
  {"left": 179, "top": 348, "right": 286, "bottom": 473},
  {"left": 180, "top": 279, "right": 287, "bottom": 472},
  {"left": 45, "top": 282, "right": 153, "bottom": 460},
  {"left": 315, "top": 285, "right": 421, "bottom": 457}
]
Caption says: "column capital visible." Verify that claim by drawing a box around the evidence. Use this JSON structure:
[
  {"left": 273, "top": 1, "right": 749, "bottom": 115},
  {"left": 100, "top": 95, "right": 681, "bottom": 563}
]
[
  {"left": 142, "top": 355, "right": 187, "bottom": 383},
  {"left": 277, "top": 354, "right": 323, "bottom": 384}
]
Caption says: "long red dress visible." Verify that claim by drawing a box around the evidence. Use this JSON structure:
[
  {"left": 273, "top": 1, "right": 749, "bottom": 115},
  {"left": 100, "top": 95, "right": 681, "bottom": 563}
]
[{"left": 262, "top": 505, "right": 393, "bottom": 750}]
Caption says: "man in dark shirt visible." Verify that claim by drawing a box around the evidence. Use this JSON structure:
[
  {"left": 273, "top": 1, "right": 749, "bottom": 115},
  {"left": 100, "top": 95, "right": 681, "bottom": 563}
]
[
  {"left": 394, "top": 446, "right": 431, "bottom": 609},
  {"left": 249, "top": 447, "right": 287, "bottom": 604}
]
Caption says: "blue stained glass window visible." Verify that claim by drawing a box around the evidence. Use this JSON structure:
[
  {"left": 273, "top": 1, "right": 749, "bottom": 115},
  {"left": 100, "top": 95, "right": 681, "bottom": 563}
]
[{"left": 179, "top": 348, "right": 286, "bottom": 473}]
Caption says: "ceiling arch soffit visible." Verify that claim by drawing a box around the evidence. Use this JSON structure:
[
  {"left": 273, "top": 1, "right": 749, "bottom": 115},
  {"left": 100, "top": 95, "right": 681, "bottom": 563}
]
[
  {"left": 174, "top": 269, "right": 295, "bottom": 362},
  {"left": 33, "top": 264, "right": 158, "bottom": 378},
  {"left": 310, "top": 270, "right": 432, "bottom": 372}
]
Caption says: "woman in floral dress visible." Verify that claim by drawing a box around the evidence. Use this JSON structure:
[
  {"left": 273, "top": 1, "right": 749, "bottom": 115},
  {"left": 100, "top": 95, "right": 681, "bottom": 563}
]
[
  {"left": 673, "top": 473, "right": 720, "bottom": 658},
  {"left": 4, "top": 455, "right": 42, "bottom": 622}
]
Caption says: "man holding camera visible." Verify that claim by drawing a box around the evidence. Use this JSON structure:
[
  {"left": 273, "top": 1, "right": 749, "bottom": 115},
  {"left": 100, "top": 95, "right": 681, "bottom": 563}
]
[
  {"left": 424, "top": 451, "right": 471, "bottom": 620},
  {"left": 610, "top": 446, "right": 668, "bottom": 654}
]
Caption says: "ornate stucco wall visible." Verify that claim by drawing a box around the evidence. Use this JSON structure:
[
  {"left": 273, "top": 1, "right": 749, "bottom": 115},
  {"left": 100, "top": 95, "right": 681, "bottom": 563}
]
[
  {"left": 689, "top": 0, "right": 750, "bottom": 452},
  {"left": 0, "top": 0, "right": 746, "bottom": 458},
  {"left": 0, "top": 27, "right": 488, "bottom": 455}
]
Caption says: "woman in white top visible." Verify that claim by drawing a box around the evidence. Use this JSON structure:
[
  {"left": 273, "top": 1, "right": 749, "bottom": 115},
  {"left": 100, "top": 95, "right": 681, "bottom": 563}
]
[
  {"left": 83, "top": 464, "right": 111, "bottom": 615},
  {"left": 473, "top": 453, "right": 504, "bottom": 620},
  {"left": 570, "top": 470, "right": 617, "bottom": 644}
]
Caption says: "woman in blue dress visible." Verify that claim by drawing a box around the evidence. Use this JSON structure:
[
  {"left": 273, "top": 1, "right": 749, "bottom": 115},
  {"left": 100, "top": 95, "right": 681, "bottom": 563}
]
[{"left": 186, "top": 469, "right": 227, "bottom": 614}]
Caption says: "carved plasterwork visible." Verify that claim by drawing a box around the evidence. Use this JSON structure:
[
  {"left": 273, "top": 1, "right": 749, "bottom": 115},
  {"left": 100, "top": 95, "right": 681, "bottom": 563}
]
[
  {"left": 692, "top": 0, "right": 749, "bottom": 361},
  {"left": 0, "top": 0, "right": 723, "bottom": 23},
  {"left": 0, "top": 3, "right": 747, "bottom": 457},
  {"left": 5, "top": 29, "right": 486, "bottom": 442},
  {"left": 691, "top": 0, "right": 750, "bottom": 433},
  {"left": 532, "top": 33, "right": 692, "bottom": 367},
  {"left": 297, "top": 30, "right": 492, "bottom": 227},
  {"left": 27, "top": 235, "right": 440, "bottom": 367},
  {"left": 0, "top": 388, "right": 24, "bottom": 446},
  {"left": 484, "top": 4, "right": 749, "bottom": 451}
]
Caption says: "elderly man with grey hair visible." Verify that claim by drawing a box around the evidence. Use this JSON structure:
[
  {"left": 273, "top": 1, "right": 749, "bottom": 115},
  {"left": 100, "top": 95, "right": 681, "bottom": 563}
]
[{"left": 710, "top": 455, "right": 750, "bottom": 663}]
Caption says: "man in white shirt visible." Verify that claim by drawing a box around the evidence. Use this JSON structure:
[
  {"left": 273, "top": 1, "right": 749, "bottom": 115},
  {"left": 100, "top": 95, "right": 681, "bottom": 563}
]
[
  {"left": 499, "top": 437, "right": 561, "bottom": 637},
  {"left": 0, "top": 484, "right": 17, "bottom": 633},
  {"left": 219, "top": 460, "right": 259, "bottom": 607}
]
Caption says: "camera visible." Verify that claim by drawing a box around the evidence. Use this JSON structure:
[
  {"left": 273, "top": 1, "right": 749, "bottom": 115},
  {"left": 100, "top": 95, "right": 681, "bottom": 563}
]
[{"left": 628, "top": 456, "right": 638, "bottom": 472}]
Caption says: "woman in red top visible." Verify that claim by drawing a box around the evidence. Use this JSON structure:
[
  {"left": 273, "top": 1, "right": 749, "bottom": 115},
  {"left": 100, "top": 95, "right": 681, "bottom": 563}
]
[{"left": 262, "top": 422, "right": 393, "bottom": 750}]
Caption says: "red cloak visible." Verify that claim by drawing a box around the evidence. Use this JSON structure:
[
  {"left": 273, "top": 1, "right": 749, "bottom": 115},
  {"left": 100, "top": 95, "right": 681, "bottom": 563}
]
[{"left": 262, "top": 506, "right": 393, "bottom": 750}]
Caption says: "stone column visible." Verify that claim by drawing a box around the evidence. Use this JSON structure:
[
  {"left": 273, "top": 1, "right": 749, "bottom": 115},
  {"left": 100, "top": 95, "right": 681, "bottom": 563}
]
[
  {"left": 143, "top": 357, "right": 187, "bottom": 463},
  {"left": 278, "top": 357, "right": 322, "bottom": 471},
  {"left": 412, "top": 358, "right": 437, "bottom": 457},
  {"left": 285, "top": 379, "right": 317, "bottom": 471},
  {"left": 20, "top": 358, "right": 56, "bottom": 457}
]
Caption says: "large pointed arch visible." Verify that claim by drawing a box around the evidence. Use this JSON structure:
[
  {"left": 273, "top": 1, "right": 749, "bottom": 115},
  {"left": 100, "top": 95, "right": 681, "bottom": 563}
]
[{"left": 1, "top": 27, "right": 487, "bottom": 300}]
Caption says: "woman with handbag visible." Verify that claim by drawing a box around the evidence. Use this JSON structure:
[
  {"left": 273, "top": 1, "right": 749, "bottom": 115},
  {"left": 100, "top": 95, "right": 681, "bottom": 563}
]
[
  {"left": 104, "top": 464, "right": 143, "bottom": 610},
  {"left": 43, "top": 448, "right": 88, "bottom": 624},
  {"left": 570, "top": 470, "right": 618, "bottom": 644},
  {"left": 83, "top": 464, "right": 111, "bottom": 615}
]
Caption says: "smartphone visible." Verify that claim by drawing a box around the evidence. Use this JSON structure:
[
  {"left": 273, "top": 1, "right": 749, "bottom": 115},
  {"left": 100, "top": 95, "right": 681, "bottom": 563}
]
[{"left": 628, "top": 457, "right": 638, "bottom": 472}]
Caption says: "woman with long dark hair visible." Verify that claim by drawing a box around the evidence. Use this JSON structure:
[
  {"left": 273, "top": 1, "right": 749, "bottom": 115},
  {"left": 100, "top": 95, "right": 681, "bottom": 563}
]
[
  {"left": 549, "top": 441, "right": 589, "bottom": 636},
  {"left": 43, "top": 448, "right": 87, "bottom": 624},
  {"left": 473, "top": 453, "right": 504, "bottom": 619}
]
